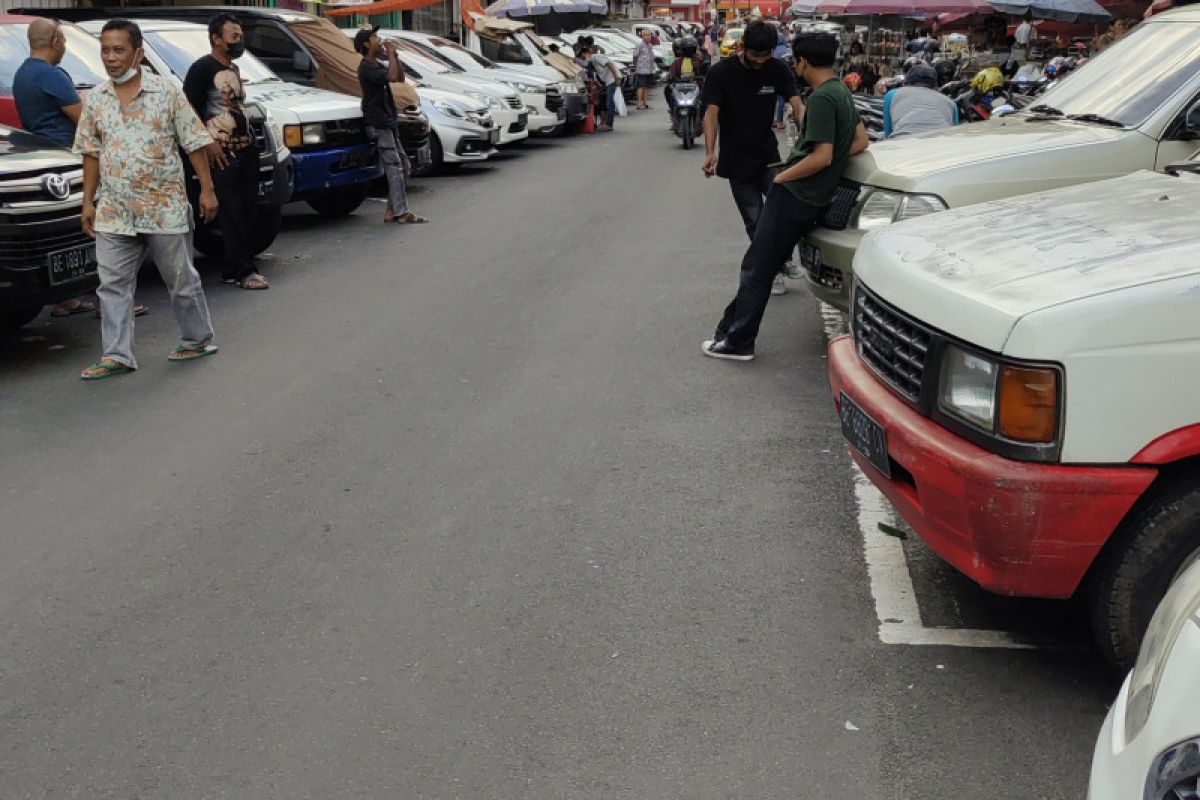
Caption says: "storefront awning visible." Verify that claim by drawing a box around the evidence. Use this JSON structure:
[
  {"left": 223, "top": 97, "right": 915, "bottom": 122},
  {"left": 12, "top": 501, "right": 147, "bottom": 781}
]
[{"left": 326, "top": 0, "right": 443, "bottom": 19}]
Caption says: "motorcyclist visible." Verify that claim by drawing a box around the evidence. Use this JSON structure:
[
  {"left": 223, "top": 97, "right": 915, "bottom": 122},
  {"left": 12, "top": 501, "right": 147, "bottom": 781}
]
[
  {"left": 966, "top": 65, "right": 1007, "bottom": 117},
  {"left": 666, "top": 34, "right": 708, "bottom": 131},
  {"left": 882, "top": 62, "right": 958, "bottom": 137}
]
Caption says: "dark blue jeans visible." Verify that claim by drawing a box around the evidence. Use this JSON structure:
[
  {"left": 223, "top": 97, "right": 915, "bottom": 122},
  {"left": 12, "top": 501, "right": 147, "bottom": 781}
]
[
  {"left": 715, "top": 185, "right": 824, "bottom": 348},
  {"left": 728, "top": 168, "right": 775, "bottom": 241},
  {"left": 605, "top": 82, "right": 618, "bottom": 127}
]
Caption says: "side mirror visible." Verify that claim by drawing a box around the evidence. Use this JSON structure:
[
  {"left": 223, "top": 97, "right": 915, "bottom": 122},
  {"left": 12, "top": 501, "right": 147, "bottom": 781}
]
[{"left": 292, "top": 51, "right": 312, "bottom": 73}]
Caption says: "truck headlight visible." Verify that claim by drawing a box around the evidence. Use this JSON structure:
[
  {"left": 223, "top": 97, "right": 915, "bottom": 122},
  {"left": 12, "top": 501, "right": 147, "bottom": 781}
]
[
  {"left": 283, "top": 123, "right": 325, "bottom": 148},
  {"left": 1126, "top": 562, "right": 1200, "bottom": 747},
  {"left": 938, "top": 345, "right": 1060, "bottom": 443},
  {"left": 507, "top": 81, "right": 542, "bottom": 94},
  {"left": 855, "top": 189, "right": 947, "bottom": 230},
  {"left": 432, "top": 100, "right": 465, "bottom": 119}
]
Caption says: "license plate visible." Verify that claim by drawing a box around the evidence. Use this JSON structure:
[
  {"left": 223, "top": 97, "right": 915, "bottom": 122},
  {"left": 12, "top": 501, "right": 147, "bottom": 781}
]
[
  {"left": 840, "top": 392, "right": 891, "bottom": 478},
  {"left": 47, "top": 243, "right": 96, "bottom": 286},
  {"left": 799, "top": 241, "right": 821, "bottom": 280},
  {"left": 488, "top": 128, "right": 500, "bottom": 145}
]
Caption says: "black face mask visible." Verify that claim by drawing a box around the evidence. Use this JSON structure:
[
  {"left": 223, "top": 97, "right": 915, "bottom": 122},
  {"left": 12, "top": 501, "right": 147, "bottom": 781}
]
[{"left": 227, "top": 41, "right": 246, "bottom": 59}]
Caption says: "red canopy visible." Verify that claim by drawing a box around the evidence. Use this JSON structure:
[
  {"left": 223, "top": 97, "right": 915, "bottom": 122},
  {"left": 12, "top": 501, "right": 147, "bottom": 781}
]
[{"left": 326, "top": 0, "right": 443, "bottom": 18}]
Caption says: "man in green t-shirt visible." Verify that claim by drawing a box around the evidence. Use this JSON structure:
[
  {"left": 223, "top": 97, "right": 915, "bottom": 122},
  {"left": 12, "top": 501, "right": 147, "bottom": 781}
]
[{"left": 703, "top": 32, "right": 869, "bottom": 362}]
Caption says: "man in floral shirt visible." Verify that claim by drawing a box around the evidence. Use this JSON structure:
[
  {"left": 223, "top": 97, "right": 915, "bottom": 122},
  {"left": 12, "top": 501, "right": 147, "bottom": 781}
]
[{"left": 74, "top": 19, "right": 220, "bottom": 381}]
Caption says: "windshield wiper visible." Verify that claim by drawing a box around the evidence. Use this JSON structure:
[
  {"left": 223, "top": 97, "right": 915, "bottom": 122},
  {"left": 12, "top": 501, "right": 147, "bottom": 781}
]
[
  {"left": 1027, "top": 104, "right": 1063, "bottom": 116},
  {"left": 1065, "top": 113, "right": 1125, "bottom": 128}
]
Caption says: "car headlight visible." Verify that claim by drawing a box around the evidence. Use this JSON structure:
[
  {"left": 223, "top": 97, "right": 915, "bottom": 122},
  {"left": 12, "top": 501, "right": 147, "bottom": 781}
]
[
  {"left": 432, "top": 99, "right": 465, "bottom": 119},
  {"left": 467, "top": 111, "right": 492, "bottom": 127},
  {"left": 938, "top": 344, "right": 1060, "bottom": 443},
  {"left": 507, "top": 81, "right": 543, "bottom": 94},
  {"left": 855, "top": 189, "right": 948, "bottom": 230},
  {"left": 283, "top": 122, "right": 325, "bottom": 148},
  {"left": 1145, "top": 737, "right": 1200, "bottom": 799},
  {"left": 1126, "top": 562, "right": 1200, "bottom": 746}
]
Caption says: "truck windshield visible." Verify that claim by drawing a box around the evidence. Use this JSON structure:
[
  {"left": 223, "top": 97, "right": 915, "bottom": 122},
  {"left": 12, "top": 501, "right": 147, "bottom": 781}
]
[
  {"left": 142, "top": 29, "right": 281, "bottom": 85},
  {"left": 1032, "top": 21, "right": 1200, "bottom": 128}
]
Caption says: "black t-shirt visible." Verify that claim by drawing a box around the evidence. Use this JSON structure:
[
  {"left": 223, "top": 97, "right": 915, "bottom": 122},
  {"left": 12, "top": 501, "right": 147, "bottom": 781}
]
[
  {"left": 700, "top": 55, "right": 798, "bottom": 181},
  {"left": 357, "top": 57, "right": 397, "bottom": 129},
  {"left": 183, "top": 55, "right": 254, "bottom": 152}
]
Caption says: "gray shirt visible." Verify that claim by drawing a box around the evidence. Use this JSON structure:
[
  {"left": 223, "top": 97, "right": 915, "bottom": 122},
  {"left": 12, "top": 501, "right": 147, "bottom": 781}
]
[
  {"left": 589, "top": 52, "right": 618, "bottom": 86},
  {"left": 883, "top": 86, "right": 958, "bottom": 138}
]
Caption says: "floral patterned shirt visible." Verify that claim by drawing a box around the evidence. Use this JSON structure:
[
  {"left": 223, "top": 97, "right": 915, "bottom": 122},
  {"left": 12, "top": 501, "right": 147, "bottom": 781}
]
[{"left": 73, "top": 71, "right": 213, "bottom": 235}]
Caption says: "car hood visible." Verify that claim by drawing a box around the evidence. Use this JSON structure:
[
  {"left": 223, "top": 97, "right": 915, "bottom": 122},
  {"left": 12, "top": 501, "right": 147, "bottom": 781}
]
[
  {"left": 480, "top": 66, "right": 554, "bottom": 88},
  {"left": 421, "top": 72, "right": 516, "bottom": 100},
  {"left": 244, "top": 83, "right": 362, "bottom": 122},
  {"left": 0, "top": 128, "right": 79, "bottom": 170},
  {"left": 853, "top": 170, "right": 1200, "bottom": 353},
  {"left": 419, "top": 87, "right": 487, "bottom": 113},
  {"left": 845, "top": 117, "right": 1134, "bottom": 189}
]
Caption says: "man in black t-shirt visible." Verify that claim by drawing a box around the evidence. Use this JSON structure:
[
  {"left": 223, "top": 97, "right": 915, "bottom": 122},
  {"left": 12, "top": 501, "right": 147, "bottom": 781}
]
[
  {"left": 184, "top": 13, "right": 268, "bottom": 290},
  {"left": 355, "top": 27, "right": 426, "bottom": 225},
  {"left": 701, "top": 20, "right": 805, "bottom": 295}
]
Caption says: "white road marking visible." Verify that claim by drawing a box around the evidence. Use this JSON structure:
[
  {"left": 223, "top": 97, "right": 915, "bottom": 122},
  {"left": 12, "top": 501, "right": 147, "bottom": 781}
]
[{"left": 821, "top": 303, "right": 1033, "bottom": 650}]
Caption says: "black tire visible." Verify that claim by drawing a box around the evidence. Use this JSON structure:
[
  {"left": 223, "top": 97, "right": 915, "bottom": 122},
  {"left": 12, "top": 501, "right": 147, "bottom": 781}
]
[
  {"left": 1087, "top": 476, "right": 1200, "bottom": 672},
  {"left": 681, "top": 116, "right": 693, "bottom": 150},
  {"left": 414, "top": 133, "right": 441, "bottom": 178},
  {"left": 192, "top": 204, "right": 283, "bottom": 259},
  {"left": 0, "top": 306, "right": 42, "bottom": 331},
  {"left": 306, "top": 185, "right": 369, "bottom": 217}
]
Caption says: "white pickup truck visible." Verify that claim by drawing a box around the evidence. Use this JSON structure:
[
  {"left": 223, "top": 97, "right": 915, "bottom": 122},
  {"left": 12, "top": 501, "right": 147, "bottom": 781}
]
[
  {"left": 827, "top": 158, "right": 1200, "bottom": 671},
  {"left": 800, "top": 6, "right": 1200, "bottom": 312}
]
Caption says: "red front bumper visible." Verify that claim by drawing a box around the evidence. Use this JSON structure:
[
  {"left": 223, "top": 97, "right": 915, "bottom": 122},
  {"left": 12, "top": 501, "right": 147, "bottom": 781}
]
[{"left": 827, "top": 336, "right": 1156, "bottom": 598}]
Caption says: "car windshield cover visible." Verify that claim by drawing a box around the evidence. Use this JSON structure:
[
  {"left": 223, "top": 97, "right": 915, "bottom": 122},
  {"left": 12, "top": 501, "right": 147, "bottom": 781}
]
[
  {"left": 1032, "top": 21, "right": 1200, "bottom": 128},
  {"left": 143, "top": 29, "right": 280, "bottom": 84},
  {"left": 0, "top": 24, "right": 107, "bottom": 89},
  {"left": 391, "top": 36, "right": 464, "bottom": 73},
  {"left": 388, "top": 39, "right": 452, "bottom": 74}
]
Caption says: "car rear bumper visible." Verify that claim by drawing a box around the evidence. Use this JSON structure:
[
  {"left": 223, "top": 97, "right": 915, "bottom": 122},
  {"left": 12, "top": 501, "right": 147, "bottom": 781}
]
[{"left": 827, "top": 335, "right": 1156, "bottom": 598}]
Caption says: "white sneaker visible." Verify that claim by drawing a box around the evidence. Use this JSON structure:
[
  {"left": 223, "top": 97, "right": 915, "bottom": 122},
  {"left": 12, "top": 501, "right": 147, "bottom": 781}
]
[
  {"left": 771, "top": 274, "right": 788, "bottom": 296},
  {"left": 782, "top": 260, "right": 803, "bottom": 279}
]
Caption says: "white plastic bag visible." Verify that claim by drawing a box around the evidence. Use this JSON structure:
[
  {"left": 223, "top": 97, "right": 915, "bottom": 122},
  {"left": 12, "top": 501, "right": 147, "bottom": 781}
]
[{"left": 613, "top": 89, "right": 628, "bottom": 118}]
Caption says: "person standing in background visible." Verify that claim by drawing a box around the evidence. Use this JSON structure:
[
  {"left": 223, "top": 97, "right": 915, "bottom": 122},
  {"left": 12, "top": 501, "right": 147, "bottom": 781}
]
[
  {"left": 771, "top": 26, "right": 791, "bottom": 129},
  {"left": 633, "top": 30, "right": 657, "bottom": 110},
  {"left": 584, "top": 42, "right": 621, "bottom": 132},
  {"left": 15, "top": 18, "right": 147, "bottom": 320},
  {"left": 184, "top": 13, "right": 269, "bottom": 290},
  {"left": 355, "top": 27, "right": 427, "bottom": 225},
  {"left": 1013, "top": 13, "right": 1033, "bottom": 61}
]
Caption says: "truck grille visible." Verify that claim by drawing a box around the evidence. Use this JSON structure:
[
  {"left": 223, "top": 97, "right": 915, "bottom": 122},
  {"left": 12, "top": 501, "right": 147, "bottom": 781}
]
[
  {"left": 545, "top": 91, "right": 564, "bottom": 112},
  {"left": 0, "top": 218, "right": 90, "bottom": 268},
  {"left": 322, "top": 118, "right": 367, "bottom": 149},
  {"left": 851, "top": 281, "right": 932, "bottom": 402},
  {"left": 0, "top": 168, "right": 83, "bottom": 209},
  {"left": 505, "top": 96, "right": 523, "bottom": 109}
]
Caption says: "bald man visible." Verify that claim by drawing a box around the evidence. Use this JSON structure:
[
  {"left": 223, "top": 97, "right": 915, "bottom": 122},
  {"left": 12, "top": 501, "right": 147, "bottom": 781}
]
[{"left": 14, "top": 18, "right": 81, "bottom": 147}]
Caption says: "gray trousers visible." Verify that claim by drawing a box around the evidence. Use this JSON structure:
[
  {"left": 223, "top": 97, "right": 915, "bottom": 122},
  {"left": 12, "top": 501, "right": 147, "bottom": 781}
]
[
  {"left": 96, "top": 230, "right": 214, "bottom": 369},
  {"left": 367, "top": 124, "right": 409, "bottom": 216}
]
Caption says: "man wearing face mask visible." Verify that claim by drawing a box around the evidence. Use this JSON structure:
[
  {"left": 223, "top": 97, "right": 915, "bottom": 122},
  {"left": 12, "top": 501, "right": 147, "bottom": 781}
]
[
  {"left": 700, "top": 20, "right": 804, "bottom": 297},
  {"left": 183, "top": 13, "right": 268, "bottom": 291},
  {"left": 74, "top": 19, "right": 219, "bottom": 381}
]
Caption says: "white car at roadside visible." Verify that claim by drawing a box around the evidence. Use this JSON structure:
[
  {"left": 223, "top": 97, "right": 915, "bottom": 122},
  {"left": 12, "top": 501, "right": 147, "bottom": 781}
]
[
  {"left": 416, "top": 88, "right": 497, "bottom": 175},
  {"left": 385, "top": 30, "right": 567, "bottom": 135},
  {"left": 1089, "top": 557, "right": 1200, "bottom": 799}
]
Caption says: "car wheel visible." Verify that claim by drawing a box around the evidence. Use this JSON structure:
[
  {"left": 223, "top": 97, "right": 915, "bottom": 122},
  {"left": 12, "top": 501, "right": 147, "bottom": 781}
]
[
  {"left": 415, "top": 133, "right": 442, "bottom": 177},
  {"left": 192, "top": 204, "right": 284, "bottom": 259},
  {"left": 1087, "top": 476, "right": 1200, "bottom": 672},
  {"left": 0, "top": 306, "right": 43, "bottom": 332},
  {"left": 306, "top": 185, "right": 369, "bottom": 217}
]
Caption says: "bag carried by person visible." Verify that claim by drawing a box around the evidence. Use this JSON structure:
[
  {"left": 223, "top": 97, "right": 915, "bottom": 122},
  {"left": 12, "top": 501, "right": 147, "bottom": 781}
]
[{"left": 613, "top": 90, "right": 628, "bottom": 117}]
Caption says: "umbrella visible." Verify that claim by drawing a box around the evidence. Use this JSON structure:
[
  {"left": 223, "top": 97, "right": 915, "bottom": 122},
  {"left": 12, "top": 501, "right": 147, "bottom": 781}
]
[
  {"left": 815, "top": 0, "right": 993, "bottom": 15},
  {"left": 485, "top": 0, "right": 606, "bottom": 16},
  {"left": 988, "top": 0, "right": 1110, "bottom": 22}
]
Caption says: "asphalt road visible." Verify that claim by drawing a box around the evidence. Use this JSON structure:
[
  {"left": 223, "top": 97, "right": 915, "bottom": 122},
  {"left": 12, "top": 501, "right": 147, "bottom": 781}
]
[{"left": 2, "top": 100, "right": 1115, "bottom": 799}]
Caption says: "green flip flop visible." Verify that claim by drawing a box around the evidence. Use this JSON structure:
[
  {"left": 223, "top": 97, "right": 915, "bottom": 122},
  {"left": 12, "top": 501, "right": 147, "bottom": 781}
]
[
  {"left": 168, "top": 344, "right": 219, "bottom": 362},
  {"left": 80, "top": 361, "right": 134, "bottom": 381}
]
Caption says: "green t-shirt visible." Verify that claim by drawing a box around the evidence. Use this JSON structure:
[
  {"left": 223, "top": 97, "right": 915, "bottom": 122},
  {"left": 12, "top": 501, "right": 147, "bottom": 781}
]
[{"left": 782, "top": 77, "right": 860, "bottom": 207}]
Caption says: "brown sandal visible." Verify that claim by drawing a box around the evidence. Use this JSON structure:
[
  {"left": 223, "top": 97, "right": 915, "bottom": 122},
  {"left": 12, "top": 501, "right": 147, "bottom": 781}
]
[{"left": 394, "top": 212, "right": 428, "bottom": 225}]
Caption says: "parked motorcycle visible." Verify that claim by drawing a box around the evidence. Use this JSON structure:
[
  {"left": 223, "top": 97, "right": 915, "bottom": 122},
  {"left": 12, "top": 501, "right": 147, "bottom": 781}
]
[{"left": 672, "top": 80, "right": 702, "bottom": 149}]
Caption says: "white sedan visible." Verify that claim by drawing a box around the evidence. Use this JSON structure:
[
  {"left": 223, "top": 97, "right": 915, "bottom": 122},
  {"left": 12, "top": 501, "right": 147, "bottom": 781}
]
[{"left": 1089, "top": 557, "right": 1200, "bottom": 798}]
